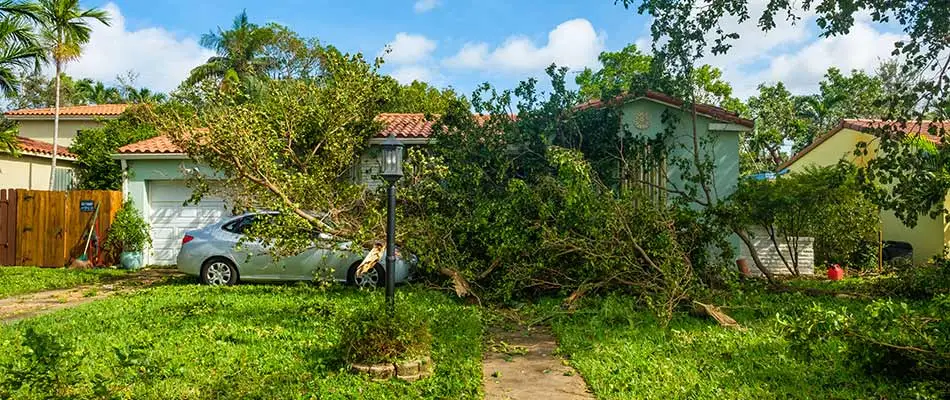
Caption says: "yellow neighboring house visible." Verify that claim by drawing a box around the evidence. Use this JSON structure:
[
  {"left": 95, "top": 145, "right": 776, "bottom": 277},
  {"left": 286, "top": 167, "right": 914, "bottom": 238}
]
[
  {"left": 778, "top": 118, "right": 950, "bottom": 264},
  {"left": 1, "top": 104, "right": 128, "bottom": 190}
]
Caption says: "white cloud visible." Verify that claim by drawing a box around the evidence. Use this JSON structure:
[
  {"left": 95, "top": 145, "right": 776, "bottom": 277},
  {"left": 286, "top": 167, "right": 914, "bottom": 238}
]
[
  {"left": 390, "top": 65, "right": 434, "bottom": 84},
  {"left": 414, "top": 0, "right": 440, "bottom": 13},
  {"left": 629, "top": 0, "right": 903, "bottom": 99},
  {"left": 68, "top": 3, "right": 214, "bottom": 93},
  {"left": 443, "top": 18, "right": 606, "bottom": 73},
  {"left": 752, "top": 22, "right": 902, "bottom": 95},
  {"left": 383, "top": 33, "right": 437, "bottom": 65}
]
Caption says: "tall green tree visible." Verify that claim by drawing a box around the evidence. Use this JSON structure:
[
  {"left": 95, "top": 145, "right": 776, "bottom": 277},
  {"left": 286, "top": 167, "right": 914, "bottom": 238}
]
[
  {"left": 185, "top": 11, "right": 274, "bottom": 91},
  {"left": 75, "top": 78, "right": 120, "bottom": 104},
  {"left": 37, "top": 0, "right": 109, "bottom": 189},
  {"left": 380, "top": 77, "right": 468, "bottom": 114},
  {"left": 817, "top": 68, "right": 885, "bottom": 121},
  {"left": 123, "top": 87, "right": 166, "bottom": 104},
  {"left": 261, "top": 23, "right": 323, "bottom": 80},
  {"left": 12, "top": 69, "right": 78, "bottom": 108},
  {"left": 575, "top": 43, "right": 744, "bottom": 112},
  {"left": 575, "top": 43, "right": 652, "bottom": 100},
  {"left": 71, "top": 104, "right": 158, "bottom": 189},
  {"left": 794, "top": 93, "right": 844, "bottom": 146},
  {"left": 744, "top": 82, "right": 811, "bottom": 172}
]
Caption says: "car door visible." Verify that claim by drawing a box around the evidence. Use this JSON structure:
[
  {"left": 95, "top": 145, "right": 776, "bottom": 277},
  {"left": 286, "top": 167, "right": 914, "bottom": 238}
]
[
  {"left": 220, "top": 215, "right": 273, "bottom": 279},
  {"left": 282, "top": 233, "right": 358, "bottom": 282}
]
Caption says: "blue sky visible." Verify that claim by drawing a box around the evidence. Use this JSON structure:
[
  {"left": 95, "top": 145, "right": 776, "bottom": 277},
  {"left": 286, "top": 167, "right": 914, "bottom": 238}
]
[{"left": 68, "top": 1, "right": 905, "bottom": 101}]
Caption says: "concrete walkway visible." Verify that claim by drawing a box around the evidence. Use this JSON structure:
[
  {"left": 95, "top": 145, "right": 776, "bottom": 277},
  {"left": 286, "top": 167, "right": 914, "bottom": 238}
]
[{"left": 483, "top": 326, "right": 593, "bottom": 400}]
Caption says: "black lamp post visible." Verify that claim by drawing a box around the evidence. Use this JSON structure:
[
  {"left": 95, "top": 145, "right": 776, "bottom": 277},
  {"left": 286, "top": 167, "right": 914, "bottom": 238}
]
[{"left": 380, "top": 133, "right": 403, "bottom": 314}]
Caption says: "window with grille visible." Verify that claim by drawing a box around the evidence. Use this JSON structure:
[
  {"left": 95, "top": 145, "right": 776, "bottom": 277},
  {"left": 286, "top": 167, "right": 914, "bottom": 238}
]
[{"left": 622, "top": 145, "right": 667, "bottom": 204}]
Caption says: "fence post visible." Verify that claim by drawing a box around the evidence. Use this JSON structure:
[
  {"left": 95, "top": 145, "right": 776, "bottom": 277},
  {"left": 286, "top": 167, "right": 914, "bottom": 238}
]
[{"left": 0, "top": 189, "right": 17, "bottom": 266}]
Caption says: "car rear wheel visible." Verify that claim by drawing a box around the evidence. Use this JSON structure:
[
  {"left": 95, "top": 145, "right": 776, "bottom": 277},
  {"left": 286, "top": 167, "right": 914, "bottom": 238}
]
[
  {"left": 347, "top": 263, "right": 384, "bottom": 288},
  {"left": 201, "top": 258, "right": 238, "bottom": 286}
]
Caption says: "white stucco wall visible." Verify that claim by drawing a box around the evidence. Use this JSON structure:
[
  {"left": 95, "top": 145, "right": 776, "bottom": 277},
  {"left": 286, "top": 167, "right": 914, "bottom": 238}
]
[
  {"left": 15, "top": 119, "right": 106, "bottom": 148},
  {"left": 739, "top": 226, "right": 815, "bottom": 276},
  {"left": 0, "top": 153, "right": 75, "bottom": 190}
]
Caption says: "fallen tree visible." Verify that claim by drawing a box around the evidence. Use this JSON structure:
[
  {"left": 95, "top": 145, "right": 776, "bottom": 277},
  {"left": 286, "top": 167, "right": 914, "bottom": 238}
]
[{"left": 157, "top": 48, "right": 392, "bottom": 260}]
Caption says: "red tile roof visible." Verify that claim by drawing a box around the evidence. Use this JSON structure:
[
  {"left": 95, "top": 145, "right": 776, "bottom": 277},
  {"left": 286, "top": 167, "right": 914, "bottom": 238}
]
[
  {"left": 5, "top": 104, "right": 130, "bottom": 118},
  {"left": 575, "top": 90, "right": 755, "bottom": 128},
  {"left": 777, "top": 119, "right": 950, "bottom": 171},
  {"left": 377, "top": 113, "right": 436, "bottom": 138},
  {"left": 118, "top": 114, "right": 451, "bottom": 154},
  {"left": 116, "top": 134, "right": 183, "bottom": 154},
  {"left": 15, "top": 136, "right": 76, "bottom": 158}
]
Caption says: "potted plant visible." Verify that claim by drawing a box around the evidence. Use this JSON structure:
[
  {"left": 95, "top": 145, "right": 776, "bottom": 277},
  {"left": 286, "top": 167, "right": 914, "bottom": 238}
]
[{"left": 105, "top": 200, "right": 152, "bottom": 270}]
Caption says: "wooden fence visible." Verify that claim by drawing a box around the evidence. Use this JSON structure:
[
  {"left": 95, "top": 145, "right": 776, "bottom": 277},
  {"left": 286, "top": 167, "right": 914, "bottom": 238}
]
[
  {"left": 0, "top": 189, "right": 17, "bottom": 265},
  {"left": 0, "top": 189, "right": 122, "bottom": 267}
]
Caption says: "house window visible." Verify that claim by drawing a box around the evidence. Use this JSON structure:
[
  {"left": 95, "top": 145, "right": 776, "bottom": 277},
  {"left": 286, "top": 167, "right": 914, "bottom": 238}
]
[
  {"left": 622, "top": 144, "right": 667, "bottom": 204},
  {"left": 52, "top": 168, "right": 73, "bottom": 191}
]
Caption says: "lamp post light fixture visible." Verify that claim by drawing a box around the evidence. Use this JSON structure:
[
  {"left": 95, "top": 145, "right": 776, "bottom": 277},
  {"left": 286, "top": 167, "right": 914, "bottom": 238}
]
[{"left": 380, "top": 133, "right": 404, "bottom": 314}]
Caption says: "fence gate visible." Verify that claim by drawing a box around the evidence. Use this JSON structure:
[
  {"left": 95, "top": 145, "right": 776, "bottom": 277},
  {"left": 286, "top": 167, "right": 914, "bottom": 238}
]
[
  {"left": 12, "top": 190, "right": 121, "bottom": 267},
  {"left": 0, "top": 189, "right": 16, "bottom": 265}
]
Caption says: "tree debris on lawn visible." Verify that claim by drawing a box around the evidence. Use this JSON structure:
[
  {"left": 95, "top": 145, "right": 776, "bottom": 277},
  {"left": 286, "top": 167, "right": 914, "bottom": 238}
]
[
  {"left": 692, "top": 301, "right": 743, "bottom": 330},
  {"left": 356, "top": 242, "right": 384, "bottom": 276}
]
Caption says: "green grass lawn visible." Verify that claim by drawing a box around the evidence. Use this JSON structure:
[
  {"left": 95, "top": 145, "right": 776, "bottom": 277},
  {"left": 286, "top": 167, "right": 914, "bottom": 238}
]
[
  {"left": 543, "top": 283, "right": 937, "bottom": 400},
  {"left": 0, "top": 283, "right": 483, "bottom": 399},
  {"left": 0, "top": 267, "right": 129, "bottom": 298}
]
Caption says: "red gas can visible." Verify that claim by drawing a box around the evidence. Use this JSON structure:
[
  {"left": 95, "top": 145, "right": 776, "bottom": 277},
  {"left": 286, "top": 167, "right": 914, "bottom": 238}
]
[{"left": 827, "top": 264, "right": 844, "bottom": 281}]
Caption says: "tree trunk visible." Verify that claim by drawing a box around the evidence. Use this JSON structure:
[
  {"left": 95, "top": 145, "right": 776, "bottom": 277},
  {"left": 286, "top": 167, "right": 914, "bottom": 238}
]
[
  {"left": 766, "top": 225, "right": 795, "bottom": 275},
  {"left": 735, "top": 227, "right": 776, "bottom": 283},
  {"left": 48, "top": 62, "right": 62, "bottom": 190}
]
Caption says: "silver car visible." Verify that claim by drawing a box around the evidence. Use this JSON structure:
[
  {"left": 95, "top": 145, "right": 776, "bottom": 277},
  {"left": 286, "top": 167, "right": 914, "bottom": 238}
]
[{"left": 176, "top": 212, "right": 415, "bottom": 286}]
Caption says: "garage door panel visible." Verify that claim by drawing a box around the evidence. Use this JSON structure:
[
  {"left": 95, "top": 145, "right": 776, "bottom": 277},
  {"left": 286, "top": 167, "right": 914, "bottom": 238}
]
[{"left": 148, "top": 180, "right": 228, "bottom": 266}]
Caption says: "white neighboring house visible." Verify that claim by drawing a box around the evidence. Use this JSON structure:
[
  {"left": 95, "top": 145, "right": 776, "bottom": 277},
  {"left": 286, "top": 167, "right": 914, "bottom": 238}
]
[
  {"left": 1, "top": 104, "right": 129, "bottom": 190},
  {"left": 112, "top": 113, "right": 433, "bottom": 266}
]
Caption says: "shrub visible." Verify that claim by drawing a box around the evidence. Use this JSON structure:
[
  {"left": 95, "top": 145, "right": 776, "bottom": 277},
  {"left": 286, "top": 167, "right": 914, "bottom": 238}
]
[
  {"left": 339, "top": 302, "right": 432, "bottom": 365},
  {"left": 105, "top": 200, "right": 152, "bottom": 253},
  {"left": 730, "top": 165, "right": 880, "bottom": 275},
  {"left": 873, "top": 252, "right": 950, "bottom": 299},
  {"left": 782, "top": 296, "right": 949, "bottom": 391}
]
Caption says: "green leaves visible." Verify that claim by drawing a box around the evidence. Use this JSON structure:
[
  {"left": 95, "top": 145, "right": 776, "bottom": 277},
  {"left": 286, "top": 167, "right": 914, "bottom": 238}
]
[
  {"left": 71, "top": 104, "right": 160, "bottom": 190},
  {"left": 163, "top": 49, "right": 389, "bottom": 257},
  {"left": 105, "top": 200, "right": 151, "bottom": 253},
  {"left": 731, "top": 165, "right": 880, "bottom": 269}
]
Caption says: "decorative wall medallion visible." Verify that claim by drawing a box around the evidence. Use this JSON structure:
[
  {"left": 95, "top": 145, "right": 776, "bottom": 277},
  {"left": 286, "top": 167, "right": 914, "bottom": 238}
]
[{"left": 634, "top": 111, "right": 650, "bottom": 130}]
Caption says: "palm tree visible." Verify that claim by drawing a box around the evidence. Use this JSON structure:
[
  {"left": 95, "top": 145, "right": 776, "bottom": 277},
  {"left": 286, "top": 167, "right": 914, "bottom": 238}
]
[
  {"left": 185, "top": 10, "right": 274, "bottom": 89},
  {"left": 794, "top": 93, "right": 846, "bottom": 151},
  {"left": 0, "top": 16, "right": 43, "bottom": 96},
  {"left": 37, "top": 0, "right": 109, "bottom": 189},
  {"left": 75, "top": 78, "right": 119, "bottom": 104},
  {"left": 0, "top": 123, "right": 18, "bottom": 155},
  {"left": 126, "top": 87, "right": 166, "bottom": 103},
  {"left": 0, "top": 1, "right": 45, "bottom": 97}
]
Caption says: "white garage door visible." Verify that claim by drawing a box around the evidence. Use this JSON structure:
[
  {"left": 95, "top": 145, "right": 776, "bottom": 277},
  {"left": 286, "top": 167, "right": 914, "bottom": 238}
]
[{"left": 148, "top": 180, "right": 228, "bottom": 265}]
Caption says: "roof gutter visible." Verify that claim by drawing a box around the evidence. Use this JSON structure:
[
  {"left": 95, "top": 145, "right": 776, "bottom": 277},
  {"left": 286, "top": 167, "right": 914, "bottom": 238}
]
[
  {"left": 367, "top": 137, "right": 431, "bottom": 145},
  {"left": 111, "top": 152, "right": 190, "bottom": 160},
  {"left": 632, "top": 96, "right": 754, "bottom": 129},
  {"left": 5, "top": 115, "right": 121, "bottom": 121},
  {"left": 6, "top": 149, "right": 78, "bottom": 161}
]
